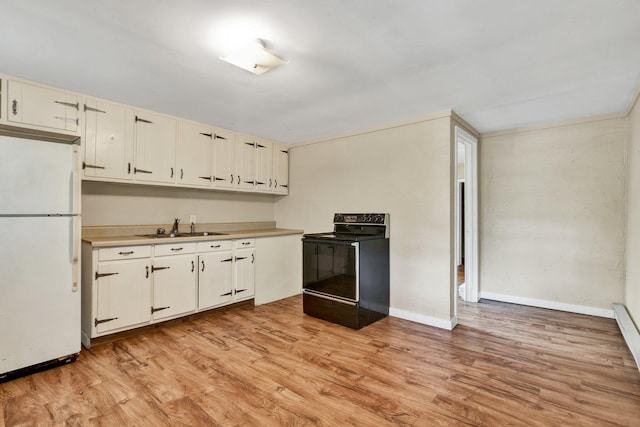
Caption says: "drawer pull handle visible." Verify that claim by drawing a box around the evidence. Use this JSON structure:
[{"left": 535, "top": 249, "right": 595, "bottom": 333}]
[
  {"left": 118, "top": 251, "right": 134, "bottom": 256},
  {"left": 95, "top": 271, "right": 119, "bottom": 280},
  {"left": 95, "top": 317, "right": 118, "bottom": 327},
  {"left": 211, "top": 244, "right": 221, "bottom": 248},
  {"left": 171, "top": 247, "right": 183, "bottom": 252}
]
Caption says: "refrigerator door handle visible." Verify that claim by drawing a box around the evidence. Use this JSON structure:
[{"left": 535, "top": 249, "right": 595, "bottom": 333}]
[{"left": 71, "top": 215, "right": 80, "bottom": 292}]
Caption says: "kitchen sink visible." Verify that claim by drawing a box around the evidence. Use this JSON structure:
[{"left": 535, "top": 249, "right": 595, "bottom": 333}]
[{"left": 137, "top": 231, "right": 227, "bottom": 238}]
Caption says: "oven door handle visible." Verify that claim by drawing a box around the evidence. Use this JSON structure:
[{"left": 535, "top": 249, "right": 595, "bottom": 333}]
[{"left": 303, "top": 290, "right": 357, "bottom": 306}]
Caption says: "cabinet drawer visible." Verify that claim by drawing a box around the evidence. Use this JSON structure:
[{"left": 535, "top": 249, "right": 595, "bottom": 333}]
[
  {"left": 98, "top": 245, "right": 151, "bottom": 261},
  {"left": 234, "top": 238, "right": 256, "bottom": 249},
  {"left": 154, "top": 242, "right": 196, "bottom": 256},
  {"left": 197, "top": 240, "right": 232, "bottom": 253}
]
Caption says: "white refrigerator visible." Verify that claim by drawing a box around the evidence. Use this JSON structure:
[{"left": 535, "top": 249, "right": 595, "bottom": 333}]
[{"left": 0, "top": 133, "right": 81, "bottom": 380}]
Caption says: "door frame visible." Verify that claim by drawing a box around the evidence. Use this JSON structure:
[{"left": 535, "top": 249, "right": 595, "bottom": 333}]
[{"left": 454, "top": 126, "right": 479, "bottom": 303}]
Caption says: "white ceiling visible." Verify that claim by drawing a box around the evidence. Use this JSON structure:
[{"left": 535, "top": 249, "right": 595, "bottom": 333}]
[{"left": 2, "top": 1, "right": 639, "bottom": 143}]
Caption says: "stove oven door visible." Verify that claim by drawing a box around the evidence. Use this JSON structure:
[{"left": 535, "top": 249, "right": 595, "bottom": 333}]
[{"left": 303, "top": 238, "right": 358, "bottom": 302}]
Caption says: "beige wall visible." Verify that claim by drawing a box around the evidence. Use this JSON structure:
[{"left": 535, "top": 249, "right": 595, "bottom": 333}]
[
  {"left": 626, "top": 93, "right": 640, "bottom": 326},
  {"left": 274, "top": 116, "right": 455, "bottom": 326},
  {"left": 480, "top": 117, "right": 627, "bottom": 312},
  {"left": 82, "top": 181, "right": 275, "bottom": 226}
]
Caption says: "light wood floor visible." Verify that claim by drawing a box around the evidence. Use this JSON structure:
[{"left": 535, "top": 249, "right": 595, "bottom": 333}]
[{"left": 1, "top": 296, "right": 639, "bottom": 426}]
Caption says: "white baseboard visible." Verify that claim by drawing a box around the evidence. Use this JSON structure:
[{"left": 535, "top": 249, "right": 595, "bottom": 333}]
[
  {"left": 389, "top": 307, "right": 456, "bottom": 330},
  {"left": 479, "top": 291, "right": 615, "bottom": 318},
  {"left": 613, "top": 303, "right": 640, "bottom": 371}
]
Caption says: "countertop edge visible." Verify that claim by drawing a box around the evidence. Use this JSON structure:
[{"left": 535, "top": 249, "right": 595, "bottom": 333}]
[{"left": 83, "top": 228, "right": 304, "bottom": 247}]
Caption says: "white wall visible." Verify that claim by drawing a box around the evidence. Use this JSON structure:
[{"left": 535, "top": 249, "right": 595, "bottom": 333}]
[
  {"left": 625, "top": 92, "right": 640, "bottom": 326},
  {"left": 275, "top": 116, "right": 456, "bottom": 327},
  {"left": 82, "top": 181, "right": 275, "bottom": 226},
  {"left": 480, "top": 116, "right": 627, "bottom": 314}
]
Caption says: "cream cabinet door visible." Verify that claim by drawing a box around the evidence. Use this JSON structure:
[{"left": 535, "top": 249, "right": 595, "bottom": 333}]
[
  {"left": 134, "top": 110, "right": 176, "bottom": 184},
  {"left": 198, "top": 251, "right": 233, "bottom": 310},
  {"left": 95, "top": 258, "right": 151, "bottom": 334},
  {"left": 212, "top": 128, "right": 237, "bottom": 189},
  {"left": 236, "top": 135, "right": 256, "bottom": 191},
  {"left": 255, "top": 139, "right": 273, "bottom": 192},
  {"left": 83, "top": 98, "right": 135, "bottom": 181},
  {"left": 7, "top": 80, "right": 80, "bottom": 134},
  {"left": 234, "top": 248, "right": 255, "bottom": 301},
  {"left": 273, "top": 143, "right": 289, "bottom": 194},
  {"left": 151, "top": 254, "right": 197, "bottom": 320},
  {"left": 176, "top": 120, "right": 213, "bottom": 187}
]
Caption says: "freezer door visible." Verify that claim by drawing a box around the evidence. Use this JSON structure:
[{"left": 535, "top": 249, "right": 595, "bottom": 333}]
[
  {"left": 0, "top": 217, "right": 80, "bottom": 375},
  {"left": 0, "top": 135, "right": 75, "bottom": 215}
]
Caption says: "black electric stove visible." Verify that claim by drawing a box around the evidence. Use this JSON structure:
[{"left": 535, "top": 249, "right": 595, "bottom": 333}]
[{"left": 302, "top": 213, "right": 390, "bottom": 329}]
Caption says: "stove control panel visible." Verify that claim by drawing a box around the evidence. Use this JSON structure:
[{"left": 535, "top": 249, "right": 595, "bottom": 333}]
[{"left": 334, "top": 213, "right": 388, "bottom": 225}]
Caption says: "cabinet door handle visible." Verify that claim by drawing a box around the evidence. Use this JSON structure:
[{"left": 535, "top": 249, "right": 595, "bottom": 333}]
[
  {"left": 244, "top": 180, "right": 255, "bottom": 185},
  {"left": 200, "top": 132, "right": 213, "bottom": 139},
  {"left": 252, "top": 253, "right": 255, "bottom": 264},
  {"left": 95, "top": 271, "right": 118, "bottom": 280},
  {"left": 214, "top": 176, "right": 225, "bottom": 182},
  {"left": 146, "top": 266, "right": 149, "bottom": 278},
  {"left": 235, "top": 256, "right": 247, "bottom": 261},
  {"left": 128, "top": 163, "right": 131, "bottom": 174},
  {"left": 199, "top": 176, "right": 212, "bottom": 181},
  {"left": 54, "top": 100, "right": 79, "bottom": 110},
  {"left": 151, "top": 266, "right": 170, "bottom": 272},
  {"left": 221, "top": 291, "right": 232, "bottom": 296},
  {"left": 12, "top": 100, "right": 18, "bottom": 115},
  {"left": 235, "top": 289, "right": 246, "bottom": 294},
  {"left": 151, "top": 306, "right": 170, "bottom": 314},
  {"left": 274, "top": 179, "right": 278, "bottom": 188},
  {"left": 135, "top": 115, "right": 153, "bottom": 124},
  {"left": 191, "top": 260, "right": 195, "bottom": 272},
  {"left": 221, "top": 258, "right": 233, "bottom": 263},
  {"left": 84, "top": 104, "right": 106, "bottom": 113},
  {"left": 95, "top": 317, "right": 118, "bottom": 327},
  {"left": 231, "top": 175, "right": 234, "bottom": 184},
  {"left": 256, "top": 143, "right": 265, "bottom": 148},
  {"left": 280, "top": 150, "right": 289, "bottom": 154},
  {"left": 256, "top": 180, "right": 265, "bottom": 185},
  {"left": 83, "top": 162, "right": 105, "bottom": 170},
  {"left": 171, "top": 167, "right": 174, "bottom": 178},
  {"left": 244, "top": 142, "right": 256, "bottom": 147},
  {"left": 214, "top": 134, "right": 227, "bottom": 140},
  {"left": 134, "top": 167, "right": 152, "bottom": 174},
  {"left": 201, "top": 260, "right": 205, "bottom": 272},
  {"left": 269, "top": 179, "right": 272, "bottom": 188}
]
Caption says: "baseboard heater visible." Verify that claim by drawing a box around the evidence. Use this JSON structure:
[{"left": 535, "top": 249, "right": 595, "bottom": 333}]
[{"left": 613, "top": 303, "right": 640, "bottom": 371}]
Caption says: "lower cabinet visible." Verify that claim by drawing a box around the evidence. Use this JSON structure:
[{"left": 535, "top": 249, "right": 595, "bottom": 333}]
[
  {"left": 81, "top": 237, "right": 259, "bottom": 348},
  {"left": 151, "top": 242, "right": 197, "bottom": 320},
  {"left": 197, "top": 239, "right": 255, "bottom": 310}
]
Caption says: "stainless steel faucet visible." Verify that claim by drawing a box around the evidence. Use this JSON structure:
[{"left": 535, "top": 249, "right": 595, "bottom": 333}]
[{"left": 171, "top": 218, "right": 180, "bottom": 235}]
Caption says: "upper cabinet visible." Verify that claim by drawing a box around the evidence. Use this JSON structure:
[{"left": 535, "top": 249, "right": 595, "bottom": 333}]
[
  {"left": 236, "top": 134, "right": 257, "bottom": 191},
  {"left": 83, "top": 97, "right": 135, "bottom": 181},
  {"left": 273, "top": 143, "right": 289, "bottom": 195},
  {"left": 176, "top": 120, "right": 213, "bottom": 187},
  {"left": 255, "top": 138, "right": 274, "bottom": 192},
  {"left": 212, "top": 127, "right": 237, "bottom": 190},
  {"left": 5, "top": 79, "right": 81, "bottom": 136},
  {"left": 133, "top": 110, "right": 176, "bottom": 184},
  {"left": 0, "top": 73, "right": 290, "bottom": 195}
]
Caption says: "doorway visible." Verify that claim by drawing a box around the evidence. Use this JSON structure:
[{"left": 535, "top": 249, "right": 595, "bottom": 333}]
[{"left": 454, "top": 126, "right": 478, "bottom": 305}]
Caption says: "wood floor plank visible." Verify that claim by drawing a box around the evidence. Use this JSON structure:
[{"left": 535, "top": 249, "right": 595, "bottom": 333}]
[{"left": 2, "top": 295, "right": 640, "bottom": 426}]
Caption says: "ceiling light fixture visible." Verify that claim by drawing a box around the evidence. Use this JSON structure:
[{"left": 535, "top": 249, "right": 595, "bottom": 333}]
[{"left": 219, "top": 39, "right": 287, "bottom": 75}]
